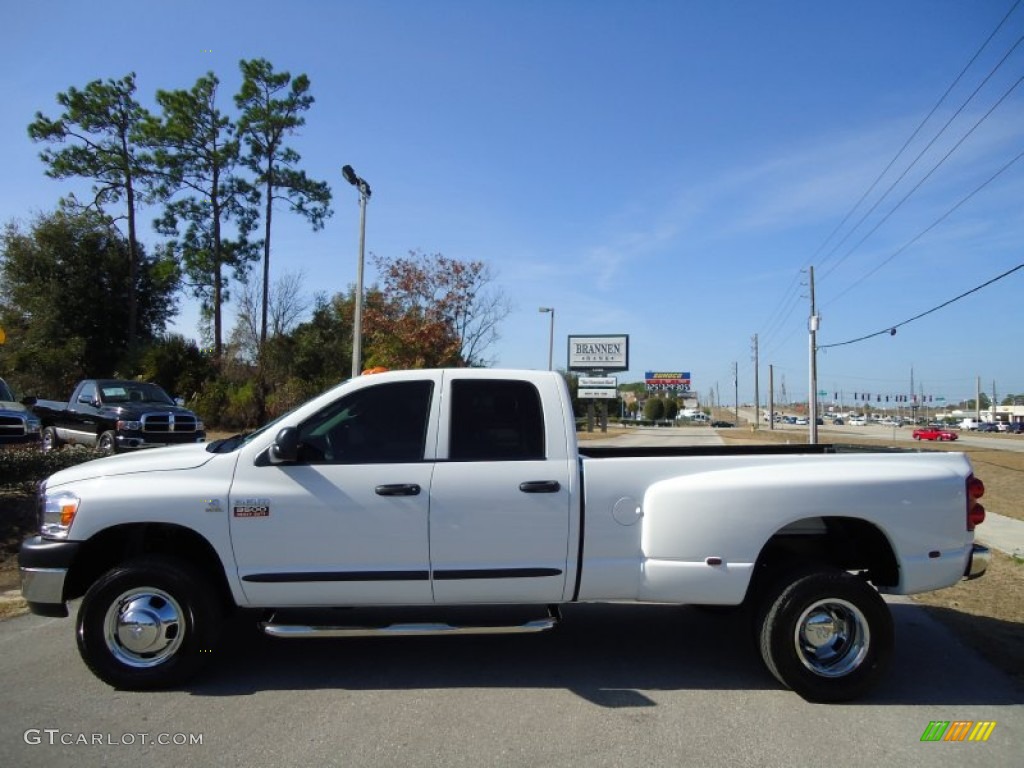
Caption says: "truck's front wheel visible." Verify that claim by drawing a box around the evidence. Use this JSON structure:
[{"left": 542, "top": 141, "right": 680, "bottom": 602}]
[
  {"left": 41, "top": 427, "right": 61, "bottom": 452},
  {"left": 76, "top": 556, "right": 221, "bottom": 690},
  {"left": 97, "top": 430, "right": 116, "bottom": 454},
  {"left": 757, "top": 569, "right": 893, "bottom": 703}
]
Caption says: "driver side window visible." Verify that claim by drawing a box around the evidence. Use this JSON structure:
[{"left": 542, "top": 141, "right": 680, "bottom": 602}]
[{"left": 295, "top": 380, "right": 433, "bottom": 464}]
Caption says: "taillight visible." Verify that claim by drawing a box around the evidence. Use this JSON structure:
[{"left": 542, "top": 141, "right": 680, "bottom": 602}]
[{"left": 966, "top": 475, "right": 985, "bottom": 532}]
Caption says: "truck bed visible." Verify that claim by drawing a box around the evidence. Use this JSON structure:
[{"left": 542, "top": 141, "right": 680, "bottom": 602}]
[{"left": 579, "top": 442, "right": 859, "bottom": 459}]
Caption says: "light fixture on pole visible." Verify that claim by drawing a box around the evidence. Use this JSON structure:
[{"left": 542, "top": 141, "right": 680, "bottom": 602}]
[
  {"left": 538, "top": 307, "right": 555, "bottom": 370},
  {"left": 342, "top": 165, "right": 371, "bottom": 378}
]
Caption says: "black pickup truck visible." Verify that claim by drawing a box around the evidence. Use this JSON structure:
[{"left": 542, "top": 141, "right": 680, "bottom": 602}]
[{"left": 27, "top": 379, "right": 205, "bottom": 453}]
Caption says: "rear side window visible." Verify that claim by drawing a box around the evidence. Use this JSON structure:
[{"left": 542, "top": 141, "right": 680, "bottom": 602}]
[
  {"left": 77, "top": 382, "right": 96, "bottom": 403},
  {"left": 449, "top": 380, "right": 545, "bottom": 461}
]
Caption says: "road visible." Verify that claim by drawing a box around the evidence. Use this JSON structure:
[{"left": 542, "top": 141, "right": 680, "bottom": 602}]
[
  {"left": 1, "top": 601, "right": 1020, "bottom": 767},
  {"left": 2, "top": 427, "right": 1020, "bottom": 767}
]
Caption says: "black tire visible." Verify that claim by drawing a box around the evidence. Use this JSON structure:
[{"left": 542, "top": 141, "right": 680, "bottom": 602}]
[
  {"left": 76, "top": 556, "right": 221, "bottom": 690},
  {"left": 757, "top": 568, "right": 893, "bottom": 703},
  {"left": 97, "top": 430, "right": 116, "bottom": 454},
  {"left": 41, "top": 427, "right": 61, "bottom": 452}
]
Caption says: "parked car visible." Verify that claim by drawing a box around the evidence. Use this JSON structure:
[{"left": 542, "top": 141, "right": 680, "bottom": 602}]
[
  {"left": 912, "top": 427, "right": 958, "bottom": 441},
  {"left": 1008, "top": 422, "right": 1024, "bottom": 434},
  {"left": 0, "top": 376, "right": 42, "bottom": 447},
  {"left": 976, "top": 423, "right": 999, "bottom": 433},
  {"left": 710, "top": 420, "right": 734, "bottom": 428}
]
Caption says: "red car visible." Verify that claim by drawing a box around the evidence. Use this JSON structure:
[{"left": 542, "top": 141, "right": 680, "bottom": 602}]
[{"left": 912, "top": 427, "right": 958, "bottom": 441}]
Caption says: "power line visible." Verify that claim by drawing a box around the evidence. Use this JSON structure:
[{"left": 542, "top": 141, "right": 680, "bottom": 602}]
[
  {"left": 814, "top": 0, "right": 1023, "bottom": 275},
  {"left": 820, "top": 56, "right": 1024, "bottom": 284},
  {"left": 757, "top": 3, "right": 1023, "bottom": 352},
  {"left": 826, "top": 144, "right": 1024, "bottom": 305},
  {"left": 819, "top": 262, "right": 1024, "bottom": 350}
]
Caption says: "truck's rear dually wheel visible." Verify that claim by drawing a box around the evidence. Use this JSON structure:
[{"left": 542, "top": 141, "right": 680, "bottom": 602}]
[{"left": 757, "top": 568, "right": 893, "bottom": 702}]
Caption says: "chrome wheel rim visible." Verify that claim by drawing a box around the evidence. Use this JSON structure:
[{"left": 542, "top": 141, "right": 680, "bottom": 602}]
[
  {"left": 103, "top": 587, "right": 185, "bottom": 668},
  {"left": 793, "top": 598, "right": 870, "bottom": 677}
]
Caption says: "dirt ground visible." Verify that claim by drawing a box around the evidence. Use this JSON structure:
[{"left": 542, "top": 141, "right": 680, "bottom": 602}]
[{"left": 2, "top": 429, "right": 1022, "bottom": 689}]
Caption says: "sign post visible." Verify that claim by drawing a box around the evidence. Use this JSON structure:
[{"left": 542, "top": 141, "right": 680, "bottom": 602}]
[{"left": 568, "top": 335, "right": 628, "bottom": 433}]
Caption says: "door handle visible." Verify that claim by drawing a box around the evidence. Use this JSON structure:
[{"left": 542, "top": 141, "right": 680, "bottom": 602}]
[
  {"left": 375, "top": 483, "right": 421, "bottom": 496},
  {"left": 518, "top": 480, "right": 561, "bottom": 493}
]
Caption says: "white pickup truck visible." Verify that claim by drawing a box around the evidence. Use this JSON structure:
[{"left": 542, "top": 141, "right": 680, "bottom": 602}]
[{"left": 19, "top": 369, "right": 989, "bottom": 701}]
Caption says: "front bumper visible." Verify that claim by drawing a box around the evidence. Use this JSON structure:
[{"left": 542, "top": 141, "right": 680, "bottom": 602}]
[
  {"left": 18, "top": 536, "right": 81, "bottom": 617},
  {"left": 963, "top": 543, "right": 989, "bottom": 580}
]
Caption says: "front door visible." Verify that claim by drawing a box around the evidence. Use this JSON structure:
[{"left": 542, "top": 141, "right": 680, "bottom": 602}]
[{"left": 229, "top": 378, "right": 439, "bottom": 607}]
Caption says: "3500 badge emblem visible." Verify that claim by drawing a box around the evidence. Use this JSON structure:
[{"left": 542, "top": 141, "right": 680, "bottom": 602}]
[{"left": 233, "top": 499, "right": 271, "bottom": 518}]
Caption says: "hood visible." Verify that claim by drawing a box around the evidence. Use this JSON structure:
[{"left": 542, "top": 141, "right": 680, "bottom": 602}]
[
  {"left": 100, "top": 403, "right": 197, "bottom": 419},
  {"left": 0, "top": 399, "right": 31, "bottom": 415},
  {"left": 45, "top": 442, "right": 216, "bottom": 487}
]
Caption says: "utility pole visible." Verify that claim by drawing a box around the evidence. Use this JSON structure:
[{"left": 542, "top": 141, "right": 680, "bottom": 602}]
[
  {"left": 910, "top": 367, "right": 916, "bottom": 424},
  {"left": 808, "top": 266, "right": 819, "bottom": 444},
  {"left": 751, "top": 333, "right": 760, "bottom": 430},
  {"left": 732, "top": 362, "right": 739, "bottom": 427},
  {"left": 768, "top": 364, "right": 775, "bottom": 430},
  {"left": 976, "top": 376, "right": 982, "bottom": 423}
]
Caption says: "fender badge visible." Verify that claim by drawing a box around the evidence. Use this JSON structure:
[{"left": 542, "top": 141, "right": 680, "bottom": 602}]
[
  {"left": 202, "top": 499, "right": 221, "bottom": 514},
  {"left": 233, "top": 498, "right": 271, "bottom": 518}
]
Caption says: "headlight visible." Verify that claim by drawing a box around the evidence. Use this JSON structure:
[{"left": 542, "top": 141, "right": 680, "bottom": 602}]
[
  {"left": 195, "top": 420, "right": 205, "bottom": 431},
  {"left": 41, "top": 492, "right": 80, "bottom": 539},
  {"left": 116, "top": 419, "right": 142, "bottom": 431}
]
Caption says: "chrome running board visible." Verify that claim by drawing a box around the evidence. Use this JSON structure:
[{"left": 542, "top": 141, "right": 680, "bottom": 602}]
[{"left": 261, "top": 616, "right": 558, "bottom": 638}]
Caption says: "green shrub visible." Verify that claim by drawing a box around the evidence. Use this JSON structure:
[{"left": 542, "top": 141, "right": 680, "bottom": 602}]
[
  {"left": 643, "top": 397, "right": 665, "bottom": 421},
  {"left": 0, "top": 445, "right": 105, "bottom": 488}
]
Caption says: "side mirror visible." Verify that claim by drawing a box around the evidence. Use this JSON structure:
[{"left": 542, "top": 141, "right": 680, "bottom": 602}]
[
  {"left": 77, "top": 395, "right": 92, "bottom": 405},
  {"left": 174, "top": 397, "right": 185, "bottom": 407},
  {"left": 21, "top": 396, "right": 37, "bottom": 406},
  {"left": 269, "top": 427, "right": 299, "bottom": 464}
]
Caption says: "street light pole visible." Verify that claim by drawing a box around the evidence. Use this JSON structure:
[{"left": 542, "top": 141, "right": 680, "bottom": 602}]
[
  {"left": 342, "top": 165, "right": 371, "bottom": 378},
  {"left": 538, "top": 307, "right": 555, "bottom": 370}
]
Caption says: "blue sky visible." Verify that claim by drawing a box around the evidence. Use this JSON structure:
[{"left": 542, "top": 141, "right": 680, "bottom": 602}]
[{"left": 3, "top": 0, "right": 1022, "bottom": 406}]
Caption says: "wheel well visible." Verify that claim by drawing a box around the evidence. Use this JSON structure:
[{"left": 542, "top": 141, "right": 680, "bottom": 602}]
[
  {"left": 65, "top": 524, "right": 235, "bottom": 611},
  {"left": 750, "top": 516, "right": 899, "bottom": 596}
]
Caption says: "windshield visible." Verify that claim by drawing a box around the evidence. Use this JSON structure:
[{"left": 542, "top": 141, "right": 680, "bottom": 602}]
[
  {"left": 204, "top": 403, "right": 304, "bottom": 454},
  {"left": 98, "top": 381, "right": 175, "bottom": 405},
  {"left": 0, "top": 379, "right": 15, "bottom": 402},
  {"left": 204, "top": 378, "right": 353, "bottom": 453}
]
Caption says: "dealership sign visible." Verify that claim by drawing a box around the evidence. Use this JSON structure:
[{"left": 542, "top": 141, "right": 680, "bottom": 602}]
[
  {"left": 645, "top": 371, "right": 691, "bottom": 392},
  {"left": 568, "top": 335, "right": 629, "bottom": 372},
  {"left": 578, "top": 388, "right": 618, "bottom": 399}
]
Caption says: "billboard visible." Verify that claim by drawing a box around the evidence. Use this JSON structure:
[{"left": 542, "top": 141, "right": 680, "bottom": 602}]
[
  {"left": 645, "top": 371, "right": 691, "bottom": 392},
  {"left": 567, "top": 334, "right": 629, "bottom": 372}
]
